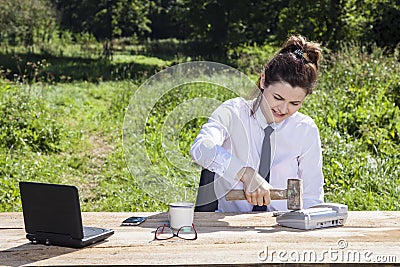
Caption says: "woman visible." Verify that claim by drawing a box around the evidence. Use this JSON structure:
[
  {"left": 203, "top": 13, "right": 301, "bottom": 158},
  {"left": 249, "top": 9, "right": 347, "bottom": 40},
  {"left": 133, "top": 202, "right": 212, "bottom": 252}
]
[{"left": 190, "top": 35, "right": 324, "bottom": 212}]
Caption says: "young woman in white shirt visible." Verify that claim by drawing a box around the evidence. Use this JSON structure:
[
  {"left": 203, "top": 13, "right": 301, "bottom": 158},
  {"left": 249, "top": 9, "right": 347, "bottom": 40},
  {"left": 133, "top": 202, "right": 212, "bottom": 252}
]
[{"left": 190, "top": 35, "right": 324, "bottom": 212}]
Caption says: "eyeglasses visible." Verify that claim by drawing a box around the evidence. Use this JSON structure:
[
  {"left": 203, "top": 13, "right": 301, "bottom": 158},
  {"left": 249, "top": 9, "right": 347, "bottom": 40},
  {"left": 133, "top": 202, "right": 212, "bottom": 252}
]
[{"left": 154, "top": 224, "right": 197, "bottom": 241}]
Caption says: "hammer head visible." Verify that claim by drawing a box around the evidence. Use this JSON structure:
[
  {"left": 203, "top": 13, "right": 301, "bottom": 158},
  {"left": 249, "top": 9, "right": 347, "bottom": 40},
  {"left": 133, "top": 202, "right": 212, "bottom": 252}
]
[{"left": 287, "top": 178, "right": 303, "bottom": 210}]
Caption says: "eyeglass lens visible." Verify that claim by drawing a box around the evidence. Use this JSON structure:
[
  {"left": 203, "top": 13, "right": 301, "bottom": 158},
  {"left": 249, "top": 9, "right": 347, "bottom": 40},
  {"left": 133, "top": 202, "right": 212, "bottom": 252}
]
[
  {"left": 155, "top": 225, "right": 174, "bottom": 240},
  {"left": 155, "top": 225, "right": 197, "bottom": 240},
  {"left": 177, "top": 225, "right": 197, "bottom": 240}
]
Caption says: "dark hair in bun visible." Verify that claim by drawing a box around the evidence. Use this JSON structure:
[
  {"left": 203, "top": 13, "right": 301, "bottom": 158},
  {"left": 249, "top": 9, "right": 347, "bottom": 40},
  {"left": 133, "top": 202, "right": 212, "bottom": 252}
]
[{"left": 260, "top": 35, "right": 322, "bottom": 95}]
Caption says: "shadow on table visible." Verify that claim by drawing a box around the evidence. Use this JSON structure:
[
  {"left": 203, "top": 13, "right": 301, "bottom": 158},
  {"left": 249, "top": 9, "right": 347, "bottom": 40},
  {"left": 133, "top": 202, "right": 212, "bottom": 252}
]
[
  {"left": 135, "top": 212, "right": 309, "bottom": 234},
  {"left": 0, "top": 240, "right": 109, "bottom": 267},
  {"left": 119, "top": 211, "right": 364, "bottom": 241}
]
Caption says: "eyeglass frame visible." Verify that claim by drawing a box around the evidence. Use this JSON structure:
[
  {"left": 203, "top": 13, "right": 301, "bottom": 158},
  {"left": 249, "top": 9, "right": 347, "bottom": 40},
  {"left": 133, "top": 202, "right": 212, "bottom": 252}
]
[{"left": 154, "top": 223, "right": 198, "bottom": 241}]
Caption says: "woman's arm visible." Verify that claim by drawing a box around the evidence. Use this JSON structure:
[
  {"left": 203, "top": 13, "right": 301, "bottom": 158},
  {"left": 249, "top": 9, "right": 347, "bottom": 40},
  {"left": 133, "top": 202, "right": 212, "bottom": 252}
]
[
  {"left": 297, "top": 122, "right": 325, "bottom": 208},
  {"left": 190, "top": 104, "right": 246, "bottom": 181}
]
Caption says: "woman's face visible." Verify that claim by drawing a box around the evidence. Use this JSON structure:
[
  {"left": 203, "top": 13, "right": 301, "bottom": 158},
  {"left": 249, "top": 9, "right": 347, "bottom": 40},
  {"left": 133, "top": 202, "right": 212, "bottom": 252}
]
[{"left": 260, "top": 81, "right": 307, "bottom": 124}]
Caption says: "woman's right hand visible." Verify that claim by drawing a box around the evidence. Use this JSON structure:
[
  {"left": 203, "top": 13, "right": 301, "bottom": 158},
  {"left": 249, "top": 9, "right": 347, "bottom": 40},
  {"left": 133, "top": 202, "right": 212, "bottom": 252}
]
[{"left": 237, "top": 167, "right": 272, "bottom": 206}]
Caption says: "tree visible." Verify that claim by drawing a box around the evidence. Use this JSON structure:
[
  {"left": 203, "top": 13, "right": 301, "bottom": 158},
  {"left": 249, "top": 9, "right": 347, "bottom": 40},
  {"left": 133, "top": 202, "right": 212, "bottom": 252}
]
[
  {"left": 0, "top": 0, "right": 57, "bottom": 48},
  {"left": 366, "top": 1, "right": 400, "bottom": 51},
  {"left": 164, "top": 0, "right": 287, "bottom": 54},
  {"left": 276, "top": 0, "right": 400, "bottom": 50},
  {"left": 52, "top": 0, "right": 152, "bottom": 41},
  {"left": 276, "top": 0, "right": 344, "bottom": 48}
]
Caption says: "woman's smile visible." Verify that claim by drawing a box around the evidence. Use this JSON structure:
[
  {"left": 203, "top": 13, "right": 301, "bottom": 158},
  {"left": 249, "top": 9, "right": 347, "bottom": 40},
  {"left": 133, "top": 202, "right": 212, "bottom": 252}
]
[
  {"left": 272, "top": 108, "right": 286, "bottom": 119},
  {"left": 260, "top": 81, "right": 307, "bottom": 123}
]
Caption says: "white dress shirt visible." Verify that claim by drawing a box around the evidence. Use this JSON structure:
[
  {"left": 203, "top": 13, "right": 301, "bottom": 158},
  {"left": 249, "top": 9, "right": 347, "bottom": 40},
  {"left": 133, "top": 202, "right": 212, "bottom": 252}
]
[{"left": 190, "top": 97, "right": 324, "bottom": 212}]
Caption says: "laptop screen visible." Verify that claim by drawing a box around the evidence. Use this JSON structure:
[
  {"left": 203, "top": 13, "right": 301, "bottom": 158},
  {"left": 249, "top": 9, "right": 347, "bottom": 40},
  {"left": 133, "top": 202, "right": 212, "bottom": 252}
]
[{"left": 19, "top": 182, "right": 84, "bottom": 239}]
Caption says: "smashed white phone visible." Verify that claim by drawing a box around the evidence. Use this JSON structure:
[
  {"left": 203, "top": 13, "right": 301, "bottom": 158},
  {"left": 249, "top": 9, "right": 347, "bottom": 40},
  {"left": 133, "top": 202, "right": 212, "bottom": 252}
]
[{"left": 274, "top": 203, "right": 348, "bottom": 230}]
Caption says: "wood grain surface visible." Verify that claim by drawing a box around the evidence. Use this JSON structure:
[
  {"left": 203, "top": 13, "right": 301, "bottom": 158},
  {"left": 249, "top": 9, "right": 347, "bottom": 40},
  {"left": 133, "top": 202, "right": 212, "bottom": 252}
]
[{"left": 1, "top": 211, "right": 399, "bottom": 265}]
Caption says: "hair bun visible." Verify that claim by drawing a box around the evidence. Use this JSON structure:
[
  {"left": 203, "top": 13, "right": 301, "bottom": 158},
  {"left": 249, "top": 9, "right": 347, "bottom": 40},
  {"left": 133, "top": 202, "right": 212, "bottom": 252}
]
[{"left": 280, "top": 35, "right": 322, "bottom": 69}]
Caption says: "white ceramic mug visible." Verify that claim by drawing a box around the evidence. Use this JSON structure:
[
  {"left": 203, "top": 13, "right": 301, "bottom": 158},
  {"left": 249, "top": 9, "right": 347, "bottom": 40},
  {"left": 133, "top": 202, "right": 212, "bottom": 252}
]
[{"left": 168, "top": 202, "right": 194, "bottom": 230}]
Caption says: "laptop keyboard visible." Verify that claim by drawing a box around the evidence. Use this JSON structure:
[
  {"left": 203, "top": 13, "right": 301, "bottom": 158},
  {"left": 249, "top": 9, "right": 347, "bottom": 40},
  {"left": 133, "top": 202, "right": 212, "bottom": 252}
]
[{"left": 83, "top": 226, "right": 105, "bottom": 238}]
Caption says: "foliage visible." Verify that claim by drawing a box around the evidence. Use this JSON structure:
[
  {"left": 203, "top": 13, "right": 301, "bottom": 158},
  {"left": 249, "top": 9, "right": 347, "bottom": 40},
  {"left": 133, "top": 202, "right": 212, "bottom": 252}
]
[
  {"left": 276, "top": 0, "right": 400, "bottom": 51},
  {"left": 0, "top": 52, "right": 172, "bottom": 83},
  {"left": 153, "top": 0, "right": 284, "bottom": 53},
  {"left": 227, "top": 43, "right": 276, "bottom": 76},
  {"left": 148, "top": 0, "right": 400, "bottom": 53},
  {"left": 364, "top": 1, "right": 400, "bottom": 51},
  {"left": 0, "top": 81, "right": 63, "bottom": 153},
  {"left": 143, "top": 82, "right": 238, "bottom": 200},
  {"left": 1, "top": 0, "right": 399, "bottom": 57},
  {"left": 276, "top": 0, "right": 344, "bottom": 47},
  {"left": 0, "top": 0, "right": 57, "bottom": 47},
  {"left": 0, "top": 79, "right": 167, "bottom": 212},
  {"left": 53, "top": 0, "right": 152, "bottom": 40}
]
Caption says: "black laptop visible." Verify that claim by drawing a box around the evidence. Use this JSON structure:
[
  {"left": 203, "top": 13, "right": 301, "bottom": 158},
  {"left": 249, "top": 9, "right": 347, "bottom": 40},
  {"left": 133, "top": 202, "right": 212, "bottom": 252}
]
[{"left": 19, "top": 181, "right": 114, "bottom": 248}]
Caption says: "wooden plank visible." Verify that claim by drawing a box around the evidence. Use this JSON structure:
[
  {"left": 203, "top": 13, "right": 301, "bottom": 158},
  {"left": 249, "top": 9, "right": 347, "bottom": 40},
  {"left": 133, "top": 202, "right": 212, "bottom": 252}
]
[{"left": 1, "top": 212, "right": 399, "bottom": 265}]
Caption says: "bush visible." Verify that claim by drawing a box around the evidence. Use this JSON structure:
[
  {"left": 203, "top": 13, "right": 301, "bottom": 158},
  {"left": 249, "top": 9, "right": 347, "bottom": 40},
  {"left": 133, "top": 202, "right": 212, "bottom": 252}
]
[
  {"left": 227, "top": 43, "right": 276, "bottom": 75},
  {"left": 0, "top": 81, "right": 63, "bottom": 153}
]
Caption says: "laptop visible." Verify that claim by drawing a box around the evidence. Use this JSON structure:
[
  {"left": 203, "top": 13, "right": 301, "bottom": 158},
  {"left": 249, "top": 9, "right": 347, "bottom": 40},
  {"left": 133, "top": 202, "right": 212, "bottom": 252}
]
[{"left": 19, "top": 181, "right": 114, "bottom": 248}]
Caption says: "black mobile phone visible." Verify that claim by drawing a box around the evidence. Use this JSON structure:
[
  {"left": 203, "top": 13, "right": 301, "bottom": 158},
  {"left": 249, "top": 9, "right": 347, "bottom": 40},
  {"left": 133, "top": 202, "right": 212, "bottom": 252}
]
[{"left": 121, "top": 216, "right": 147, "bottom": 226}]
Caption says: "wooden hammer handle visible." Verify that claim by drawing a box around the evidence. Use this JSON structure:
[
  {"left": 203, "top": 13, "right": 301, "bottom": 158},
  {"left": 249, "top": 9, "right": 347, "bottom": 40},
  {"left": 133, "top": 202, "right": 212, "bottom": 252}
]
[{"left": 225, "top": 189, "right": 287, "bottom": 201}]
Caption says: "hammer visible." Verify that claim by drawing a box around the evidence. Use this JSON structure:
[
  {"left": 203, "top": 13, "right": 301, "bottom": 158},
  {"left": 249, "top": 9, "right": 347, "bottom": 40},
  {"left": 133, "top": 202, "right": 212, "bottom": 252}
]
[{"left": 225, "top": 178, "right": 303, "bottom": 210}]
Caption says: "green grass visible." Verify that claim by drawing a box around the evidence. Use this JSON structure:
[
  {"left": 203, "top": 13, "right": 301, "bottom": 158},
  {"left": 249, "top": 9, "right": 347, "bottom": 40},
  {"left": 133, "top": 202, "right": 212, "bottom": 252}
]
[
  {"left": 0, "top": 50, "right": 174, "bottom": 83},
  {"left": 0, "top": 79, "right": 167, "bottom": 212},
  {"left": 0, "top": 43, "right": 399, "bottom": 211}
]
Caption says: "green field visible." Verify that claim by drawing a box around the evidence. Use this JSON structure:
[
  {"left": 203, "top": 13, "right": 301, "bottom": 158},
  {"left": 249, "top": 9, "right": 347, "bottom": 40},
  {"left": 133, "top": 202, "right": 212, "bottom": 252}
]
[{"left": 1, "top": 44, "right": 399, "bottom": 211}]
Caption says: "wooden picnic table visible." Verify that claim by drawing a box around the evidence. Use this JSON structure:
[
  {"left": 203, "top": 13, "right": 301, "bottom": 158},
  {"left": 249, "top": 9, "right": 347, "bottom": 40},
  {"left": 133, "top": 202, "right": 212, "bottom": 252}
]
[{"left": 1, "top": 211, "right": 399, "bottom": 265}]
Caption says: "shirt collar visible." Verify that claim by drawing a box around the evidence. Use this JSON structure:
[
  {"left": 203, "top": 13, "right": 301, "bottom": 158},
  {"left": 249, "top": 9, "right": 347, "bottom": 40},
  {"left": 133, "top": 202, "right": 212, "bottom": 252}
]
[{"left": 254, "top": 106, "right": 282, "bottom": 130}]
